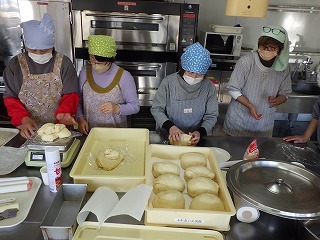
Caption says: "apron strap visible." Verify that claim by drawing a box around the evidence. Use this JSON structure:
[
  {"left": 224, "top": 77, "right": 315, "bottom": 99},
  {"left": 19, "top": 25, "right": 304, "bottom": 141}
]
[{"left": 86, "top": 66, "right": 124, "bottom": 94}]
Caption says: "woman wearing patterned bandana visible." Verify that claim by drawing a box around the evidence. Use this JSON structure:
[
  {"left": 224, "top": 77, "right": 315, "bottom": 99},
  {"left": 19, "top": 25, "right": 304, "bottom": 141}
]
[
  {"left": 76, "top": 35, "right": 139, "bottom": 134},
  {"left": 151, "top": 42, "right": 218, "bottom": 146},
  {"left": 223, "top": 25, "right": 292, "bottom": 137},
  {"left": 3, "top": 14, "right": 79, "bottom": 139}
]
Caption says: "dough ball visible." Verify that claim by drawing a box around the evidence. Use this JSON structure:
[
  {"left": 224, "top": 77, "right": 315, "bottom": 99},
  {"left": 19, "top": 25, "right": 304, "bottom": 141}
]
[
  {"left": 184, "top": 166, "right": 215, "bottom": 182},
  {"left": 187, "top": 177, "right": 219, "bottom": 198},
  {"left": 57, "top": 128, "right": 71, "bottom": 138},
  {"left": 37, "top": 123, "right": 55, "bottom": 135},
  {"left": 153, "top": 174, "right": 185, "bottom": 194},
  {"left": 169, "top": 134, "right": 191, "bottom": 146},
  {"left": 152, "top": 190, "right": 185, "bottom": 209},
  {"left": 152, "top": 161, "right": 180, "bottom": 178},
  {"left": 41, "top": 133, "right": 59, "bottom": 142},
  {"left": 96, "top": 148, "right": 124, "bottom": 171},
  {"left": 190, "top": 193, "right": 224, "bottom": 211},
  {"left": 180, "top": 152, "right": 207, "bottom": 169},
  {"left": 54, "top": 124, "right": 66, "bottom": 133}
]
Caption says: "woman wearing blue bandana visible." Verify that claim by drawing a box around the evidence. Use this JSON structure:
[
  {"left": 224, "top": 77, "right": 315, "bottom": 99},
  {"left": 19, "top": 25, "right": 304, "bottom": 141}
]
[
  {"left": 151, "top": 42, "right": 218, "bottom": 145},
  {"left": 223, "top": 25, "right": 292, "bottom": 137}
]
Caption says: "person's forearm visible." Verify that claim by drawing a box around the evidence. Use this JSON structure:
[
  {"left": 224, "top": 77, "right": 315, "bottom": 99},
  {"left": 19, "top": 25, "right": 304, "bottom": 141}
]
[
  {"left": 303, "top": 118, "right": 318, "bottom": 140},
  {"left": 236, "top": 95, "right": 254, "bottom": 110}
]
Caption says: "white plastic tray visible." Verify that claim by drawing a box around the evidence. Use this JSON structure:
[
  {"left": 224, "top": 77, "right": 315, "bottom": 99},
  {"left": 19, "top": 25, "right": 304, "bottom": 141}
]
[
  {"left": 0, "top": 177, "right": 41, "bottom": 228},
  {"left": 0, "top": 128, "right": 19, "bottom": 147}
]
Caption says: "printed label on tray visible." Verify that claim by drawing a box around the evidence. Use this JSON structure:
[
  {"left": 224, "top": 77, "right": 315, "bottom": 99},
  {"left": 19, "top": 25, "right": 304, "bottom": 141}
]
[{"left": 175, "top": 218, "right": 204, "bottom": 224}]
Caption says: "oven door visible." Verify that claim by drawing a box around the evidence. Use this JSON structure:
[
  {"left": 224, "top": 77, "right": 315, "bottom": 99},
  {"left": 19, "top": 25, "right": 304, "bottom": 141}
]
[
  {"left": 81, "top": 11, "right": 179, "bottom": 52},
  {"left": 116, "top": 61, "right": 177, "bottom": 106}
]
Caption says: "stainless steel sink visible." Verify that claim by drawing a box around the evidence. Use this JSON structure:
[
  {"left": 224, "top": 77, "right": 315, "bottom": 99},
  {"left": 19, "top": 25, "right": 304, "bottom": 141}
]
[{"left": 292, "top": 82, "right": 320, "bottom": 95}]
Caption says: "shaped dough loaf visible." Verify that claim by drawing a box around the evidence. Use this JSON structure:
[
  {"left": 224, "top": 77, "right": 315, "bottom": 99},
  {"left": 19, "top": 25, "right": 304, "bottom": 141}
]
[
  {"left": 180, "top": 152, "right": 207, "bottom": 169},
  {"left": 184, "top": 166, "right": 215, "bottom": 182},
  {"left": 187, "top": 177, "right": 219, "bottom": 197},
  {"left": 153, "top": 174, "right": 185, "bottom": 194},
  {"left": 169, "top": 134, "right": 191, "bottom": 146},
  {"left": 152, "top": 190, "right": 185, "bottom": 209},
  {"left": 96, "top": 148, "right": 124, "bottom": 171},
  {"left": 152, "top": 161, "right": 180, "bottom": 178},
  {"left": 190, "top": 193, "right": 224, "bottom": 211}
]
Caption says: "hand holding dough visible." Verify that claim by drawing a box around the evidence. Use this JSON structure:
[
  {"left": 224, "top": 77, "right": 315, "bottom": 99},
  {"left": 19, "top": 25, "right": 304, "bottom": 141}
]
[
  {"left": 152, "top": 190, "right": 185, "bottom": 209},
  {"left": 153, "top": 174, "right": 185, "bottom": 194},
  {"left": 152, "top": 161, "right": 180, "bottom": 178},
  {"left": 169, "top": 134, "right": 191, "bottom": 146}
]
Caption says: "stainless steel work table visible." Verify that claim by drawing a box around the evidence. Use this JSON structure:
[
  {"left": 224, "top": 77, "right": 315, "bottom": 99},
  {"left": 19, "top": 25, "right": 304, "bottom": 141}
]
[{"left": 1, "top": 132, "right": 319, "bottom": 240}]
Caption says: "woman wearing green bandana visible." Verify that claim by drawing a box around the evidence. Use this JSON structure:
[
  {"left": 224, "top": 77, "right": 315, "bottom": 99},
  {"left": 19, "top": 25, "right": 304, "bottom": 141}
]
[
  {"left": 76, "top": 35, "right": 140, "bottom": 134},
  {"left": 223, "top": 25, "right": 292, "bottom": 137}
]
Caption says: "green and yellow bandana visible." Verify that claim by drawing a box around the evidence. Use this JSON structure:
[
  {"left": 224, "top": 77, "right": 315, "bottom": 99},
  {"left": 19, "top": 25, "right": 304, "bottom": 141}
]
[{"left": 88, "top": 35, "right": 117, "bottom": 58}]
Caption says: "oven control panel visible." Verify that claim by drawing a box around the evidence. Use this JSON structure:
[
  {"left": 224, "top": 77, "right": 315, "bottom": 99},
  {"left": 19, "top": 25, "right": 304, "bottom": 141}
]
[{"left": 179, "top": 4, "right": 199, "bottom": 53}]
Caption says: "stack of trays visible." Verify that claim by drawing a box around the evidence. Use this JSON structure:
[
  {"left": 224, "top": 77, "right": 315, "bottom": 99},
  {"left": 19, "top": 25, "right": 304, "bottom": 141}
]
[
  {"left": 144, "top": 144, "right": 236, "bottom": 231},
  {"left": 70, "top": 127, "right": 149, "bottom": 192}
]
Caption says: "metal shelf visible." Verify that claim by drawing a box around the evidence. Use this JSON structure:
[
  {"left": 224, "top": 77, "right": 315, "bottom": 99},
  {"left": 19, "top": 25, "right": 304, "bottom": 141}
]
[{"left": 268, "top": 5, "right": 320, "bottom": 13}]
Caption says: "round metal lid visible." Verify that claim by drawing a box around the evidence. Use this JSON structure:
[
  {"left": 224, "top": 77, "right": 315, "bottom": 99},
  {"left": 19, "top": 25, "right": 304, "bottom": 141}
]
[{"left": 227, "top": 159, "right": 320, "bottom": 220}]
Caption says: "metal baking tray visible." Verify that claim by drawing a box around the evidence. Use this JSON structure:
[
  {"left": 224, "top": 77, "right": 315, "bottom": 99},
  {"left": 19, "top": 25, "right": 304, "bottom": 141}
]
[{"left": 40, "top": 184, "right": 87, "bottom": 240}]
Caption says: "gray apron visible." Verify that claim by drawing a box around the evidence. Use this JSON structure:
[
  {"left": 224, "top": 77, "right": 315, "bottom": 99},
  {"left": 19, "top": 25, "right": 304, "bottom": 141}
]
[{"left": 167, "top": 75, "right": 206, "bottom": 133}]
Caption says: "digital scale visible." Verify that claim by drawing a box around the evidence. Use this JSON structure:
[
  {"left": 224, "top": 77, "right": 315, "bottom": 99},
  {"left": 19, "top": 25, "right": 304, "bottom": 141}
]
[{"left": 24, "top": 137, "right": 81, "bottom": 168}]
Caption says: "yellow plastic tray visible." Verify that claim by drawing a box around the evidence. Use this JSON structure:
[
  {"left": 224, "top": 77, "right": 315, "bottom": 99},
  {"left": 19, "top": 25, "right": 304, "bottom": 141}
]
[
  {"left": 70, "top": 128, "right": 149, "bottom": 192},
  {"left": 72, "top": 222, "right": 224, "bottom": 240},
  {"left": 144, "top": 144, "right": 236, "bottom": 231}
]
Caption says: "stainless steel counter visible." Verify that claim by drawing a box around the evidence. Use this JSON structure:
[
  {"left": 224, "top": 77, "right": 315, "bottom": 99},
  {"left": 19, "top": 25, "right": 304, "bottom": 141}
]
[{"left": 1, "top": 133, "right": 319, "bottom": 240}]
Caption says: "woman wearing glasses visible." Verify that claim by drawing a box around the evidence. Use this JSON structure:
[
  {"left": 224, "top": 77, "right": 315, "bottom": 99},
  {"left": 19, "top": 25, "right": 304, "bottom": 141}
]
[
  {"left": 223, "top": 25, "right": 292, "bottom": 137},
  {"left": 76, "top": 35, "right": 139, "bottom": 134}
]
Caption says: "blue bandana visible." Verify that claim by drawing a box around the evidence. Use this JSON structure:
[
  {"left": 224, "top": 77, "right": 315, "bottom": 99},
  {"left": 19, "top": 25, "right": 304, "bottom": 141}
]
[
  {"left": 181, "top": 42, "right": 212, "bottom": 75},
  {"left": 21, "top": 13, "right": 55, "bottom": 50}
]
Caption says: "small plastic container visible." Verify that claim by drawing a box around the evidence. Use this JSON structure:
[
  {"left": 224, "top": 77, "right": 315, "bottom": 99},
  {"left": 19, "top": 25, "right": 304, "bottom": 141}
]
[
  {"left": 40, "top": 166, "right": 49, "bottom": 186},
  {"left": 45, "top": 147, "right": 62, "bottom": 192}
]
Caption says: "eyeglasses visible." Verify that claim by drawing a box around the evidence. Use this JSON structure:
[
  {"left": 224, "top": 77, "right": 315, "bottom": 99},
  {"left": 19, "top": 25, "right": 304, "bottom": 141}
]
[
  {"left": 259, "top": 45, "right": 279, "bottom": 52},
  {"left": 263, "top": 26, "right": 285, "bottom": 36}
]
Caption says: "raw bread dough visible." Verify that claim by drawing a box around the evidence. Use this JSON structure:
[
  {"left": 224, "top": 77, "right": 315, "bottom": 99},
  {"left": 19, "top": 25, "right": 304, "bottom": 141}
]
[
  {"left": 96, "top": 148, "right": 124, "bottom": 171},
  {"left": 190, "top": 193, "right": 224, "bottom": 211},
  {"left": 57, "top": 128, "right": 72, "bottom": 138},
  {"left": 37, "top": 123, "right": 71, "bottom": 142},
  {"left": 180, "top": 152, "right": 207, "bottom": 169},
  {"left": 169, "top": 134, "right": 191, "bottom": 146},
  {"left": 41, "top": 133, "right": 59, "bottom": 142},
  {"left": 187, "top": 177, "right": 219, "bottom": 197},
  {"left": 153, "top": 174, "right": 185, "bottom": 194},
  {"left": 152, "top": 190, "right": 185, "bottom": 209},
  {"left": 152, "top": 161, "right": 180, "bottom": 178},
  {"left": 184, "top": 166, "right": 215, "bottom": 182}
]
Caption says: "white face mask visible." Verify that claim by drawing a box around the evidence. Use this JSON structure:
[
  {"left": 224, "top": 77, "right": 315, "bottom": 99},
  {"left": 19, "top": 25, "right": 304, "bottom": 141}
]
[
  {"left": 92, "top": 63, "right": 111, "bottom": 74},
  {"left": 183, "top": 74, "right": 203, "bottom": 85},
  {"left": 28, "top": 51, "right": 53, "bottom": 64},
  {"left": 258, "top": 49, "right": 277, "bottom": 61}
]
